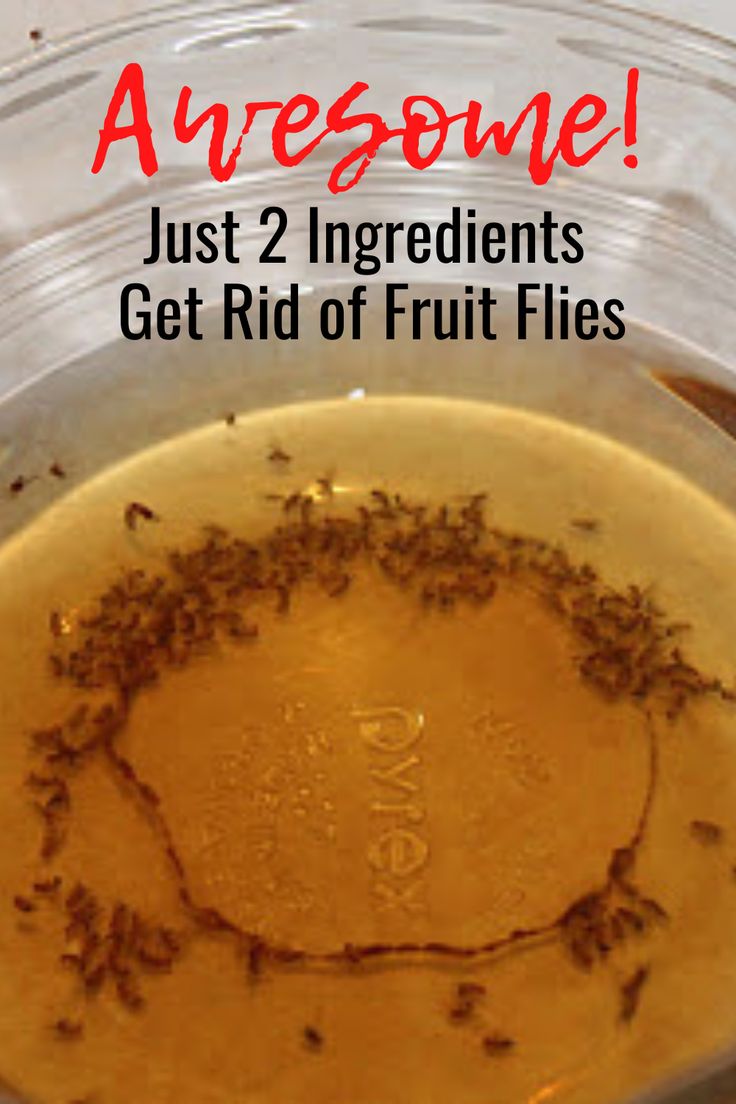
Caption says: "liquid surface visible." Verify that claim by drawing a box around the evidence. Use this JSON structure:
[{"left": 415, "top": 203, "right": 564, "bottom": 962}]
[{"left": 1, "top": 396, "right": 736, "bottom": 1104}]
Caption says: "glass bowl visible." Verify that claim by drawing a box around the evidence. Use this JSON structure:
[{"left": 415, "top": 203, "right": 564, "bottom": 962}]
[{"left": 1, "top": 4, "right": 736, "bottom": 1103}]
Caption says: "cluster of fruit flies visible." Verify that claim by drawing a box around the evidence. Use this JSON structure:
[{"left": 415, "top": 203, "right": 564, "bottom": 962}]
[
  {"left": 10, "top": 442, "right": 736, "bottom": 1058},
  {"left": 7, "top": 462, "right": 66, "bottom": 497},
  {"left": 443, "top": 981, "right": 517, "bottom": 1056}
]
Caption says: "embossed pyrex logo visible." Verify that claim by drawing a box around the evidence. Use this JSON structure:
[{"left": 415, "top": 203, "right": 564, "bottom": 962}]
[{"left": 353, "top": 707, "right": 429, "bottom": 916}]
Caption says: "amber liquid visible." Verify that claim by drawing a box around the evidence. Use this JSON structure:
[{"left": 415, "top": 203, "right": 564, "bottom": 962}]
[{"left": 1, "top": 397, "right": 736, "bottom": 1104}]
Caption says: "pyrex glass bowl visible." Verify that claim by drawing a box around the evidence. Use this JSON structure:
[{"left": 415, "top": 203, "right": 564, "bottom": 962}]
[{"left": 1, "top": 3, "right": 736, "bottom": 1103}]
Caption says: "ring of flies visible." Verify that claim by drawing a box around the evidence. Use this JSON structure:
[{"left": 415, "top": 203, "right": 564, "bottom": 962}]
[{"left": 8, "top": 435, "right": 736, "bottom": 1069}]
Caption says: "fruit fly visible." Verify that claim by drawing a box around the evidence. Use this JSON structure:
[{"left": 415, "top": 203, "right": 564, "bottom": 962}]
[{"left": 124, "top": 501, "right": 160, "bottom": 530}]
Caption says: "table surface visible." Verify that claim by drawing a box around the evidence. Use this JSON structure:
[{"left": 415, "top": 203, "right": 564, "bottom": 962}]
[{"left": 2, "top": 0, "right": 736, "bottom": 64}]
